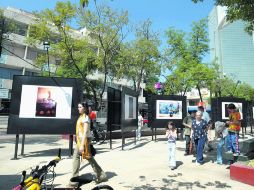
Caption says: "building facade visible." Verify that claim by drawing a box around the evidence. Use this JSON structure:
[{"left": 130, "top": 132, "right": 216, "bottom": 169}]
[
  {"left": 0, "top": 7, "right": 146, "bottom": 115},
  {"left": 208, "top": 6, "right": 254, "bottom": 87}
]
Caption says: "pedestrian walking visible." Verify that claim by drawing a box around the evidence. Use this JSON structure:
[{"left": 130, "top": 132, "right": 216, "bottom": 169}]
[
  {"left": 69, "top": 102, "right": 107, "bottom": 187},
  {"left": 192, "top": 111, "right": 208, "bottom": 165},
  {"left": 198, "top": 106, "right": 213, "bottom": 152},
  {"left": 136, "top": 111, "right": 143, "bottom": 143},
  {"left": 182, "top": 111, "right": 196, "bottom": 156},
  {"left": 165, "top": 121, "right": 177, "bottom": 170}
]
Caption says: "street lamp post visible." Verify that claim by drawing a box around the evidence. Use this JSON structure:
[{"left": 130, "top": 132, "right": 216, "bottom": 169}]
[
  {"left": 43, "top": 41, "right": 50, "bottom": 76},
  {"left": 154, "top": 82, "right": 163, "bottom": 95},
  {"left": 232, "top": 80, "right": 241, "bottom": 97}
]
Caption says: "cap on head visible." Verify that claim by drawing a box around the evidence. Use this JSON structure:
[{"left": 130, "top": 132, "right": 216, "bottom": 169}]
[
  {"left": 198, "top": 106, "right": 204, "bottom": 110},
  {"left": 227, "top": 103, "right": 236, "bottom": 109}
]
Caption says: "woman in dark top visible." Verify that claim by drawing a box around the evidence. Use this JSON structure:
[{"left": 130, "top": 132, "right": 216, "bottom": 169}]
[{"left": 192, "top": 111, "right": 208, "bottom": 164}]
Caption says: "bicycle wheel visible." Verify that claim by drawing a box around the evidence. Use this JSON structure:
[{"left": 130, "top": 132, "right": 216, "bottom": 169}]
[
  {"left": 90, "top": 184, "right": 114, "bottom": 190},
  {"left": 97, "top": 128, "right": 106, "bottom": 144}
]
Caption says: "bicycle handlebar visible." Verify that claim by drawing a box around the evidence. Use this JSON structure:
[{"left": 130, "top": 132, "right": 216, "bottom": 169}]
[{"left": 12, "top": 149, "right": 61, "bottom": 190}]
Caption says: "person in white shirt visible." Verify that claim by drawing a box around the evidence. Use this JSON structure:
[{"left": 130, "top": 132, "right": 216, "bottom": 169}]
[
  {"left": 136, "top": 111, "right": 143, "bottom": 142},
  {"left": 165, "top": 121, "right": 177, "bottom": 170}
]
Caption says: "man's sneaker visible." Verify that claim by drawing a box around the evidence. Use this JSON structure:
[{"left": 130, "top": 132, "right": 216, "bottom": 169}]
[
  {"left": 68, "top": 181, "right": 79, "bottom": 188},
  {"left": 95, "top": 171, "right": 108, "bottom": 184},
  {"left": 225, "top": 150, "right": 233, "bottom": 154},
  {"left": 216, "top": 161, "right": 222, "bottom": 165},
  {"left": 233, "top": 152, "right": 240, "bottom": 156},
  {"left": 195, "top": 160, "right": 203, "bottom": 166},
  {"left": 171, "top": 166, "right": 177, "bottom": 170}
]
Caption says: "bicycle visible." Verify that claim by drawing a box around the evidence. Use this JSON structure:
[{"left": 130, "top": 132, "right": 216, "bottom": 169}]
[
  {"left": 12, "top": 148, "right": 113, "bottom": 190},
  {"left": 91, "top": 122, "right": 107, "bottom": 144}
]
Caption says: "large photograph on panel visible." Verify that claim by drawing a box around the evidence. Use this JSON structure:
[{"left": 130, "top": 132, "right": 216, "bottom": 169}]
[
  {"left": 107, "top": 87, "right": 121, "bottom": 131},
  {"left": 156, "top": 100, "right": 182, "bottom": 119},
  {"left": 121, "top": 87, "right": 138, "bottom": 131},
  {"left": 19, "top": 85, "right": 72, "bottom": 119},
  {"left": 211, "top": 97, "right": 246, "bottom": 127},
  {"left": 221, "top": 102, "right": 243, "bottom": 120},
  {"left": 149, "top": 95, "right": 186, "bottom": 129},
  {"left": 7, "top": 75, "right": 82, "bottom": 134}
]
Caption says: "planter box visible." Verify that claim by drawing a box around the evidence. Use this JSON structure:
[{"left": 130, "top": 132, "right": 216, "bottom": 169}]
[{"left": 230, "top": 163, "right": 254, "bottom": 186}]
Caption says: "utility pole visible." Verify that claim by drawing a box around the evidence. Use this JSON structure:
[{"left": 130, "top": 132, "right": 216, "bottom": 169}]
[{"left": 0, "top": 17, "right": 4, "bottom": 57}]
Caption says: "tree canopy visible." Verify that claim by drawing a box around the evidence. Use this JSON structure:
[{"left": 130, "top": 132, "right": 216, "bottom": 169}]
[{"left": 163, "top": 18, "right": 214, "bottom": 101}]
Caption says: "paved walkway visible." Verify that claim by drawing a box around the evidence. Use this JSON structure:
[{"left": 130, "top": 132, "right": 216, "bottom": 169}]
[{"left": 0, "top": 134, "right": 253, "bottom": 190}]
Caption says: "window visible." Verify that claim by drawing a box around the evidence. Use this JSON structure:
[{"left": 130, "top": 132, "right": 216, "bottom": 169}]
[
  {"left": 26, "top": 47, "right": 38, "bottom": 60},
  {"left": 6, "top": 19, "right": 28, "bottom": 36},
  {"left": 0, "top": 67, "right": 22, "bottom": 80}
]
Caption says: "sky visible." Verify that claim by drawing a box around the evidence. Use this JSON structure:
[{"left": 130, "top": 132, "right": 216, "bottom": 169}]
[
  {"left": 0, "top": 0, "right": 215, "bottom": 80},
  {"left": 0, "top": 0, "right": 214, "bottom": 33}
]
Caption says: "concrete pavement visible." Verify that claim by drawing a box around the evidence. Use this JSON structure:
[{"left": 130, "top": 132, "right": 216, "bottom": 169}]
[{"left": 1, "top": 133, "right": 254, "bottom": 190}]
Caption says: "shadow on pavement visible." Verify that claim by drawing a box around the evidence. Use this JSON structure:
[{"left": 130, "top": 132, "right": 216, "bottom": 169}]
[
  {"left": 126, "top": 175, "right": 232, "bottom": 190},
  {"left": 21, "top": 148, "right": 71, "bottom": 158},
  {"left": 0, "top": 135, "right": 62, "bottom": 145},
  {"left": 105, "top": 171, "right": 117, "bottom": 180}
]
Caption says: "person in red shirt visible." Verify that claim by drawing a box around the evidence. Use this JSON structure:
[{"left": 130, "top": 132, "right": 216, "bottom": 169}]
[
  {"left": 226, "top": 103, "right": 241, "bottom": 156},
  {"left": 88, "top": 105, "right": 100, "bottom": 143}
]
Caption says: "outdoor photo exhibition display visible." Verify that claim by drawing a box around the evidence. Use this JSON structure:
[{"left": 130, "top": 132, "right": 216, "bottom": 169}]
[
  {"left": 211, "top": 97, "right": 247, "bottom": 132},
  {"left": 221, "top": 102, "right": 243, "bottom": 120},
  {"left": 19, "top": 85, "right": 72, "bottom": 119},
  {"left": 121, "top": 87, "right": 138, "bottom": 131},
  {"left": 156, "top": 100, "right": 183, "bottom": 120},
  {"left": 124, "top": 94, "right": 137, "bottom": 120},
  {"left": 148, "top": 95, "right": 187, "bottom": 129},
  {"left": 7, "top": 75, "right": 82, "bottom": 134}
]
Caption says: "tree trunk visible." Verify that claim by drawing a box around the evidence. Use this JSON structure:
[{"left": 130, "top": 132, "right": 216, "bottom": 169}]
[{"left": 196, "top": 84, "right": 203, "bottom": 102}]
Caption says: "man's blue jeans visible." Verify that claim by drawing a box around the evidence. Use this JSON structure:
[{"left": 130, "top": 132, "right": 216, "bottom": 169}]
[
  {"left": 227, "top": 131, "right": 240, "bottom": 154},
  {"left": 217, "top": 137, "right": 226, "bottom": 164},
  {"left": 194, "top": 137, "right": 206, "bottom": 163}
]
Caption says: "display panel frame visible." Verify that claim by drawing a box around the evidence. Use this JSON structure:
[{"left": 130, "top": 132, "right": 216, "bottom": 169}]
[
  {"left": 7, "top": 75, "right": 82, "bottom": 134},
  {"left": 148, "top": 95, "right": 187, "bottom": 129}
]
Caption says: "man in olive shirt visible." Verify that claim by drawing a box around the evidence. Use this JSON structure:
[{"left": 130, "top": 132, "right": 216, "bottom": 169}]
[{"left": 182, "top": 111, "right": 196, "bottom": 155}]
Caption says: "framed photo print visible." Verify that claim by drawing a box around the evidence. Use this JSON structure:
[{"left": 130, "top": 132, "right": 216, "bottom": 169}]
[
  {"left": 19, "top": 85, "right": 72, "bottom": 119},
  {"left": 221, "top": 102, "right": 243, "bottom": 120},
  {"left": 7, "top": 75, "right": 82, "bottom": 134},
  {"left": 156, "top": 100, "right": 182, "bottom": 119},
  {"left": 124, "top": 94, "right": 137, "bottom": 120}
]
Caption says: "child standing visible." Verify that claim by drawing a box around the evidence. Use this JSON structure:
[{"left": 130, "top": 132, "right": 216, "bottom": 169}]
[{"left": 165, "top": 121, "right": 177, "bottom": 170}]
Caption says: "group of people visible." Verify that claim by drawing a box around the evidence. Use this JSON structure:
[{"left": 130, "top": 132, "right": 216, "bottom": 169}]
[
  {"left": 69, "top": 102, "right": 241, "bottom": 186},
  {"left": 165, "top": 104, "right": 241, "bottom": 170}
]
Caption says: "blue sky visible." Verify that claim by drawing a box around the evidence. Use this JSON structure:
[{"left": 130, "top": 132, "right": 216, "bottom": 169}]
[
  {"left": 0, "top": 0, "right": 214, "bottom": 33},
  {"left": 0, "top": 0, "right": 215, "bottom": 80}
]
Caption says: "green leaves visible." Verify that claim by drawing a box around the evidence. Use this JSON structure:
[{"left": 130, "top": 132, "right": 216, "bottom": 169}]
[{"left": 163, "top": 18, "right": 211, "bottom": 98}]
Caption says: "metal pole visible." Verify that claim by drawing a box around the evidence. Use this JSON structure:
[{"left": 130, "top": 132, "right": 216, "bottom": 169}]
[
  {"left": 69, "top": 135, "right": 73, "bottom": 157},
  {"left": 152, "top": 127, "right": 154, "bottom": 141},
  {"left": 47, "top": 47, "right": 50, "bottom": 76},
  {"left": 155, "top": 127, "right": 157, "bottom": 141},
  {"left": 14, "top": 134, "right": 19, "bottom": 160},
  {"left": 21, "top": 134, "right": 25, "bottom": 156},
  {"left": 109, "top": 127, "right": 112, "bottom": 149},
  {"left": 20, "top": 68, "right": 26, "bottom": 156}
]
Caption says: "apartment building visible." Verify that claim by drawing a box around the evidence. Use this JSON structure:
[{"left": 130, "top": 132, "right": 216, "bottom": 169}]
[{"left": 0, "top": 7, "right": 146, "bottom": 115}]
